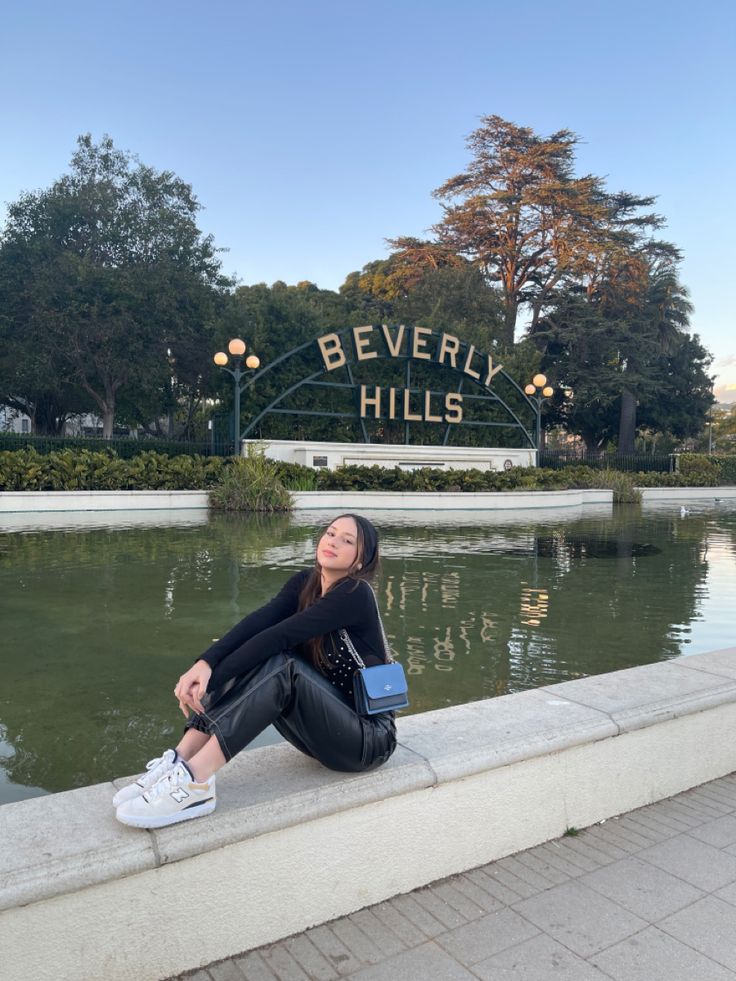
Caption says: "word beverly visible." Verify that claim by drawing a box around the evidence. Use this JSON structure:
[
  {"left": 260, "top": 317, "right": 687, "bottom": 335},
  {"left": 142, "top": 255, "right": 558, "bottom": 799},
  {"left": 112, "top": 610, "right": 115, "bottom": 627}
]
[
  {"left": 317, "top": 325, "right": 503, "bottom": 385},
  {"left": 316, "top": 325, "right": 504, "bottom": 425}
]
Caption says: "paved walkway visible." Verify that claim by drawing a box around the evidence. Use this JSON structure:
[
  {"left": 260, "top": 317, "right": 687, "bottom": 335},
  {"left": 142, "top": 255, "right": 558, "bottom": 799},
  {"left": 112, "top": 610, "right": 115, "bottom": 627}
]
[{"left": 171, "top": 773, "right": 736, "bottom": 981}]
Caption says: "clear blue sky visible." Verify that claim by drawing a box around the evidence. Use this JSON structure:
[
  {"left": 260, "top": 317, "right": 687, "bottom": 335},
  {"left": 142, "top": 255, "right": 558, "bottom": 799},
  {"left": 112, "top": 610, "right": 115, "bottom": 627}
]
[{"left": 2, "top": 0, "right": 735, "bottom": 400}]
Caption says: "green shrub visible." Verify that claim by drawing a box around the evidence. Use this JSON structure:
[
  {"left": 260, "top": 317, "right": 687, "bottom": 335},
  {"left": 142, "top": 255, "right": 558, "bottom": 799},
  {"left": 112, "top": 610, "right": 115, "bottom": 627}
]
[
  {"left": 677, "top": 453, "right": 720, "bottom": 485},
  {"left": 273, "top": 460, "right": 319, "bottom": 491},
  {"left": 714, "top": 456, "right": 736, "bottom": 485},
  {"left": 587, "top": 470, "right": 642, "bottom": 504},
  {"left": 1, "top": 446, "right": 733, "bottom": 495},
  {"left": 209, "top": 443, "right": 293, "bottom": 511},
  {"left": 0, "top": 446, "right": 226, "bottom": 492},
  {"left": 633, "top": 471, "right": 689, "bottom": 487},
  {"left": 0, "top": 448, "right": 41, "bottom": 490}
]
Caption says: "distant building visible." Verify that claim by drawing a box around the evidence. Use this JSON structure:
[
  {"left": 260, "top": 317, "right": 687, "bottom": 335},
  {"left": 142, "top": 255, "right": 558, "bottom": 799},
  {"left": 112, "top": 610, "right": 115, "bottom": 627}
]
[
  {"left": 0, "top": 405, "right": 31, "bottom": 433},
  {"left": 0, "top": 404, "right": 132, "bottom": 437}
]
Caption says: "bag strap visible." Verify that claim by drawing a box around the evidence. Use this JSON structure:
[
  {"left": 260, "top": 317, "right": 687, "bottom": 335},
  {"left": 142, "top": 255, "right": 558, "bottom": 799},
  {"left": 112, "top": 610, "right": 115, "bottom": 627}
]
[{"left": 338, "top": 585, "right": 393, "bottom": 670}]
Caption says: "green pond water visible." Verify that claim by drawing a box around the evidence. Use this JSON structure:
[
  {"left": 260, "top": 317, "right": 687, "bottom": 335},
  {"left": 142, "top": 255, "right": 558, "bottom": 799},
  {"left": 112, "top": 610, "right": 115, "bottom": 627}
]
[{"left": 1, "top": 501, "right": 734, "bottom": 805}]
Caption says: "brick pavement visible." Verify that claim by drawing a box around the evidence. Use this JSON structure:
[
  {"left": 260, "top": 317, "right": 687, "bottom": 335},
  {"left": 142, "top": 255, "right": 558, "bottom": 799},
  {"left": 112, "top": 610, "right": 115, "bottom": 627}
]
[{"left": 169, "top": 773, "right": 736, "bottom": 980}]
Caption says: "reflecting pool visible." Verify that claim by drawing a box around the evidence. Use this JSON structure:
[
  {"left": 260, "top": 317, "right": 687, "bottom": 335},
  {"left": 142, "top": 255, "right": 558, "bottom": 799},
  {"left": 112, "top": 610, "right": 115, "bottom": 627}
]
[{"left": 1, "top": 501, "right": 734, "bottom": 804}]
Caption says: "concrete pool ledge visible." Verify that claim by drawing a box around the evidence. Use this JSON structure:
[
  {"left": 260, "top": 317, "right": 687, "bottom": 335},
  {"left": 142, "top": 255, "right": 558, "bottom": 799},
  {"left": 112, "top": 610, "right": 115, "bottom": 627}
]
[
  {"left": 0, "top": 488, "right": 210, "bottom": 512},
  {"left": 2, "top": 647, "right": 736, "bottom": 981},
  {"left": 639, "top": 485, "right": 736, "bottom": 502},
  {"left": 1, "top": 486, "right": 735, "bottom": 516},
  {"left": 0, "top": 486, "right": 613, "bottom": 513}
]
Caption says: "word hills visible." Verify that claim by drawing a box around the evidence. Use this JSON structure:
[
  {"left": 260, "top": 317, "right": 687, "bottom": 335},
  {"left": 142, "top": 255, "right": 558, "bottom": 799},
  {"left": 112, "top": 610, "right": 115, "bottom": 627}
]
[{"left": 359, "top": 386, "right": 463, "bottom": 424}]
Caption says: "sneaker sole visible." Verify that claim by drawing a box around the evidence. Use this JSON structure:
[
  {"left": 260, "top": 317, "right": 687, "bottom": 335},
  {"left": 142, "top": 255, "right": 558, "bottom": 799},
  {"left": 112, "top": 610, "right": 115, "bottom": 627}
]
[{"left": 116, "top": 797, "right": 216, "bottom": 829}]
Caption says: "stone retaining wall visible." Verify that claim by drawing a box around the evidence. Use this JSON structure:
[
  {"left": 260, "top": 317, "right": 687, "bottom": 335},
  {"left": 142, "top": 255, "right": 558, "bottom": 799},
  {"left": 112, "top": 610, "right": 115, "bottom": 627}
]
[
  {"left": 2, "top": 647, "right": 735, "bottom": 981},
  {"left": 0, "top": 488, "right": 613, "bottom": 513},
  {"left": 2, "top": 487, "right": 735, "bottom": 516}
]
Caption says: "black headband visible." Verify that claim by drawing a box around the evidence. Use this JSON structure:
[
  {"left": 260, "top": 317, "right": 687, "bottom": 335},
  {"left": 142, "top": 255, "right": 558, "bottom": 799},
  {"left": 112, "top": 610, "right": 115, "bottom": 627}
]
[{"left": 342, "top": 513, "right": 378, "bottom": 567}]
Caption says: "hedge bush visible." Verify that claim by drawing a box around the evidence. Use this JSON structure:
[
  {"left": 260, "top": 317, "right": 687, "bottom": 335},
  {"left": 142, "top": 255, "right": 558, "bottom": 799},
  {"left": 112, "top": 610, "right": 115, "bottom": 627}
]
[
  {"left": 0, "top": 447, "right": 226, "bottom": 491},
  {"left": 0, "top": 433, "right": 214, "bottom": 459},
  {"left": 1, "top": 448, "right": 735, "bottom": 500},
  {"left": 677, "top": 453, "right": 721, "bottom": 484},
  {"left": 715, "top": 456, "right": 736, "bottom": 484}
]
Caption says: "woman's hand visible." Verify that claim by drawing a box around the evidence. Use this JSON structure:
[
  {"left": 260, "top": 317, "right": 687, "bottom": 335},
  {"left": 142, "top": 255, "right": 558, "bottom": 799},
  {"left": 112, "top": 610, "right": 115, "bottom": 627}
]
[{"left": 174, "top": 660, "right": 212, "bottom": 718}]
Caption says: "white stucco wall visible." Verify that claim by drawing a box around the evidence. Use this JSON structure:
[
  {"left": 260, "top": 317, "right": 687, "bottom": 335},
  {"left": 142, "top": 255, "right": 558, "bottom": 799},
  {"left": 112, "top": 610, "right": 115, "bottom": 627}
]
[{"left": 252, "top": 438, "right": 536, "bottom": 472}]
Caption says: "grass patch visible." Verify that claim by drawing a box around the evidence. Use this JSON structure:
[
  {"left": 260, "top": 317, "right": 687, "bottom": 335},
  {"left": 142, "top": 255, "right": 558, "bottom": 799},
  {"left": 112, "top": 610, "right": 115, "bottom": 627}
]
[{"left": 208, "top": 443, "right": 293, "bottom": 512}]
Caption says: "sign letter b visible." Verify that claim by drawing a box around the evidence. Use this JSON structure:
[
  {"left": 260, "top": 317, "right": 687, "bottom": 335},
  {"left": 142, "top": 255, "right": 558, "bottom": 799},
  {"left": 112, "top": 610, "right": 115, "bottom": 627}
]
[{"left": 317, "top": 333, "right": 347, "bottom": 371}]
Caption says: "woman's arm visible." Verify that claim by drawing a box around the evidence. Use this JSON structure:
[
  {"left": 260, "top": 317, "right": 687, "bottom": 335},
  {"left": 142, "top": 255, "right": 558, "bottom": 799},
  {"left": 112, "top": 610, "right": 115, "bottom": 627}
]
[
  {"left": 197, "top": 570, "right": 309, "bottom": 671},
  {"left": 209, "top": 578, "right": 375, "bottom": 687}
]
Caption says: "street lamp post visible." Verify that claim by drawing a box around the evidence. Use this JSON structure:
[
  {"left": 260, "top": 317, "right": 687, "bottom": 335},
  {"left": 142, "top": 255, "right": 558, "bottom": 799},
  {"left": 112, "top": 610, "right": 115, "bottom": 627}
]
[
  {"left": 524, "top": 373, "right": 555, "bottom": 456},
  {"left": 213, "top": 338, "right": 260, "bottom": 456}
]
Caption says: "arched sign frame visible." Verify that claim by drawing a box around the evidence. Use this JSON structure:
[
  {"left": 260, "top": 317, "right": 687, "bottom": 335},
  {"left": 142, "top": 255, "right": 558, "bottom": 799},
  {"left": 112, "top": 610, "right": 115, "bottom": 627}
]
[{"left": 236, "top": 325, "right": 538, "bottom": 448}]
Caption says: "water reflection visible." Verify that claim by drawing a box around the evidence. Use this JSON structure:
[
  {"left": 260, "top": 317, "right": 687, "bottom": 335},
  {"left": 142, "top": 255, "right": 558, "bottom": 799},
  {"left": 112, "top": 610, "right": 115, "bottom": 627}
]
[{"left": 0, "top": 503, "right": 734, "bottom": 802}]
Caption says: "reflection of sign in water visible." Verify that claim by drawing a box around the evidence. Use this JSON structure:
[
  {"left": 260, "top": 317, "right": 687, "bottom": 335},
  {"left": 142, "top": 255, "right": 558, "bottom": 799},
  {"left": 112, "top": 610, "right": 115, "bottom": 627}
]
[
  {"left": 317, "top": 325, "right": 504, "bottom": 426},
  {"left": 520, "top": 584, "right": 550, "bottom": 626},
  {"left": 433, "top": 625, "right": 456, "bottom": 673},
  {"left": 406, "top": 636, "right": 428, "bottom": 676},
  {"left": 382, "top": 570, "right": 494, "bottom": 674}
]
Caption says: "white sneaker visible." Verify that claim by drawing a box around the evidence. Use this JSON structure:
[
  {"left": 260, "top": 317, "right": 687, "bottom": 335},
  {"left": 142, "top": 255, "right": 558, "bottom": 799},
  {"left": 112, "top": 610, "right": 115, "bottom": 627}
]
[
  {"left": 112, "top": 749, "right": 180, "bottom": 808},
  {"left": 115, "top": 760, "right": 216, "bottom": 829}
]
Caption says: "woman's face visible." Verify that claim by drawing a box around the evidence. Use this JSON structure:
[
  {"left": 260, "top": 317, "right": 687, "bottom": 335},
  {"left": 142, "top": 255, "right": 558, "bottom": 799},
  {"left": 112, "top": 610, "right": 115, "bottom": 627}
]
[{"left": 317, "top": 516, "right": 361, "bottom": 576}]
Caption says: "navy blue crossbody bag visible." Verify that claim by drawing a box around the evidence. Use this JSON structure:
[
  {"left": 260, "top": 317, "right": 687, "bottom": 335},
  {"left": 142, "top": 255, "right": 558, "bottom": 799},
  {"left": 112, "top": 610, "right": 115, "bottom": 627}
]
[{"left": 339, "top": 589, "right": 409, "bottom": 716}]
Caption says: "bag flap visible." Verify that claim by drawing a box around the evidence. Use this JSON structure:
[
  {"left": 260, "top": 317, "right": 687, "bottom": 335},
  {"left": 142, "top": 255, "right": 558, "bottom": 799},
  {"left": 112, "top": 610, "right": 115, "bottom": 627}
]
[{"left": 359, "top": 662, "right": 408, "bottom": 699}]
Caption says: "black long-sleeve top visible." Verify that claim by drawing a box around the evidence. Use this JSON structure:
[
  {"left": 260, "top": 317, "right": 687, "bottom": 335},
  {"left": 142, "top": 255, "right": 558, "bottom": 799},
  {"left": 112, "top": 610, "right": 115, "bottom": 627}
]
[{"left": 197, "top": 570, "right": 386, "bottom": 701}]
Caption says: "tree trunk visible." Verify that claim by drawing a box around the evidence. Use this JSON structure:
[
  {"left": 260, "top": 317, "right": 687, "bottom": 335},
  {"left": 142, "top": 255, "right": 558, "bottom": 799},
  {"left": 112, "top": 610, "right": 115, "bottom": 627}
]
[
  {"left": 102, "top": 410, "right": 113, "bottom": 439},
  {"left": 582, "top": 432, "right": 599, "bottom": 454},
  {"left": 100, "top": 376, "right": 119, "bottom": 438},
  {"left": 618, "top": 388, "right": 636, "bottom": 453},
  {"left": 502, "top": 299, "right": 517, "bottom": 348},
  {"left": 34, "top": 396, "right": 67, "bottom": 436},
  {"left": 77, "top": 374, "right": 119, "bottom": 439}
]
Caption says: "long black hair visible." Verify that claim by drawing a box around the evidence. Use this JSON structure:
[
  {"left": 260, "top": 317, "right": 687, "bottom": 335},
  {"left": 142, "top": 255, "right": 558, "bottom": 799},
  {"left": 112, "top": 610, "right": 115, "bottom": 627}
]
[{"left": 297, "top": 514, "right": 380, "bottom": 671}]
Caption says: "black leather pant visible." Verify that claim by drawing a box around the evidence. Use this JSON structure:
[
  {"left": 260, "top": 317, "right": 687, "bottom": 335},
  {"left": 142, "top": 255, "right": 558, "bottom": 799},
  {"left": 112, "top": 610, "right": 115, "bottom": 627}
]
[{"left": 185, "top": 652, "right": 397, "bottom": 773}]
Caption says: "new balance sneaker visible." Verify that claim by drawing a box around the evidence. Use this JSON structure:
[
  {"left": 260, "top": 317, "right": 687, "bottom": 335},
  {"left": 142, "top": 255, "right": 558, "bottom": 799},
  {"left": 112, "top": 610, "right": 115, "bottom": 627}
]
[
  {"left": 112, "top": 749, "right": 180, "bottom": 808},
  {"left": 115, "top": 760, "right": 216, "bottom": 829}
]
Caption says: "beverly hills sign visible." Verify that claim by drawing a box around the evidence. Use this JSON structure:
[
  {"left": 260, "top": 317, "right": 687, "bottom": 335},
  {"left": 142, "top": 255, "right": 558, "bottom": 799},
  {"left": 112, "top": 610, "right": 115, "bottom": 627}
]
[
  {"left": 238, "top": 323, "right": 536, "bottom": 468},
  {"left": 316, "top": 325, "right": 504, "bottom": 425}
]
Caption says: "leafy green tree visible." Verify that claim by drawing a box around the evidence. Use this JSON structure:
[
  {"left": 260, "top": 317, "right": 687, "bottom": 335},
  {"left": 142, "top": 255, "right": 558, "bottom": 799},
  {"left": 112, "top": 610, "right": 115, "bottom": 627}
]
[
  {"left": 393, "top": 263, "right": 504, "bottom": 351},
  {"left": 212, "top": 281, "right": 361, "bottom": 443},
  {"left": 708, "top": 404, "right": 736, "bottom": 451},
  {"left": 534, "top": 267, "right": 713, "bottom": 452},
  {"left": 0, "top": 135, "right": 227, "bottom": 436},
  {"left": 339, "top": 264, "right": 397, "bottom": 323},
  {"left": 340, "top": 251, "right": 504, "bottom": 349},
  {"left": 431, "top": 115, "right": 668, "bottom": 348},
  {"left": 614, "top": 264, "right": 695, "bottom": 451},
  {"left": 534, "top": 293, "right": 627, "bottom": 451},
  {"left": 638, "top": 332, "right": 714, "bottom": 443},
  {"left": 0, "top": 319, "right": 92, "bottom": 434}
]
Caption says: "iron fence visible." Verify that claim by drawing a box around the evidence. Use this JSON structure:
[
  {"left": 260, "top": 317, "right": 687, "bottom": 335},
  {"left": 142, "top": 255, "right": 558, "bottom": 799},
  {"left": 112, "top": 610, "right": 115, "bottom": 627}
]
[
  {"left": 0, "top": 432, "right": 230, "bottom": 458},
  {"left": 539, "top": 450, "right": 675, "bottom": 473},
  {"left": 0, "top": 433, "right": 690, "bottom": 473}
]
